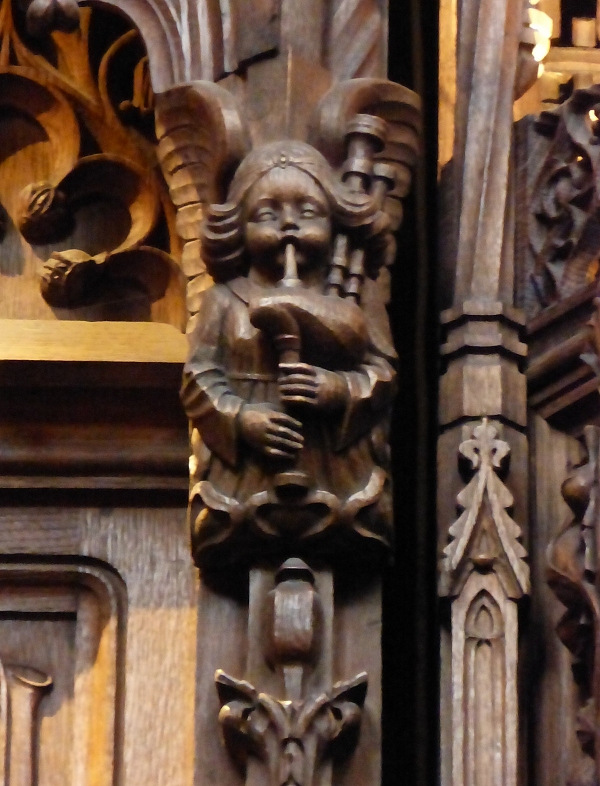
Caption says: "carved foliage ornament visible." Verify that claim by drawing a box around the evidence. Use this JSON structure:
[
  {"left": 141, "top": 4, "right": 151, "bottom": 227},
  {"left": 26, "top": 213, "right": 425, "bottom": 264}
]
[
  {"left": 529, "top": 85, "right": 600, "bottom": 313},
  {"left": 215, "top": 558, "right": 368, "bottom": 786},
  {"left": 0, "top": 0, "right": 183, "bottom": 321},
  {"left": 440, "top": 419, "right": 529, "bottom": 598},
  {"left": 216, "top": 670, "right": 367, "bottom": 786},
  {"left": 548, "top": 425, "right": 600, "bottom": 786}
]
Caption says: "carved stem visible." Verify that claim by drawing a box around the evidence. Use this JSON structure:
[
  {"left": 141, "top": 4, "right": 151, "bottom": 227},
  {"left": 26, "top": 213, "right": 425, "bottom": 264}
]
[{"left": 5, "top": 667, "right": 52, "bottom": 786}]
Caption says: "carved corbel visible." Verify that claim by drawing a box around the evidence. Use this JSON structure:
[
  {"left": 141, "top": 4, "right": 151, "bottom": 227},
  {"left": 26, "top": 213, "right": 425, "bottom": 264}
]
[{"left": 155, "top": 67, "right": 420, "bottom": 784}]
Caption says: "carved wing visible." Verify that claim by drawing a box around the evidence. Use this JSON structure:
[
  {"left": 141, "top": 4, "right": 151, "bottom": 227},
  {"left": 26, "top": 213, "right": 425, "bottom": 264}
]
[
  {"left": 155, "top": 82, "right": 250, "bottom": 325},
  {"left": 309, "top": 78, "right": 422, "bottom": 231}
]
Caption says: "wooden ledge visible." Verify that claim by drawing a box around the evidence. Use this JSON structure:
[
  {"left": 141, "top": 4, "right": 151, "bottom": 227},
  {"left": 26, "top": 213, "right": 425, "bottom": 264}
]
[{"left": 0, "top": 320, "right": 187, "bottom": 364}]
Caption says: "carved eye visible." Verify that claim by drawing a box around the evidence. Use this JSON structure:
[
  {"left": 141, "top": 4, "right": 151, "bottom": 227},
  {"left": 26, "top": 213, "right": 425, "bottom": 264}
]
[
  {"left": 253, "top": 207, "right": 277, "bottom": 223},
  {"left": 300, "top": 203, "right": 319, "bottom": 218}
]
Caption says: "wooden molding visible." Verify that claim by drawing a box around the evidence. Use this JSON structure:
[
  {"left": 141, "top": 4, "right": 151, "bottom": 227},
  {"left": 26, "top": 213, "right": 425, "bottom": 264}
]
[{"left": 0, "top": 320, "right": 186, "bottom": 365}]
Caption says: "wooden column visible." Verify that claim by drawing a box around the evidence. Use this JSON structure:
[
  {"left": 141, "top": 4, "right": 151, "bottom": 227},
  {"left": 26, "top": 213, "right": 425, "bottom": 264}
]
[{"left": 437, "top": 1, "right": 537, "bottom": 785}]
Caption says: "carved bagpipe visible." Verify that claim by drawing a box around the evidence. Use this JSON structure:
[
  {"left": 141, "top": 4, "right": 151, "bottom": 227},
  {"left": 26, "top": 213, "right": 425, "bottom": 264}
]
[{"left": 155, "top": 76, "right": 421, "bottom": 331}]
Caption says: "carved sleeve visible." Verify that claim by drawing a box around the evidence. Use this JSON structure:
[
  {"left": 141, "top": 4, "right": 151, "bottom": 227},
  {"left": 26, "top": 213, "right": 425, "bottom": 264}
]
[
  {"left": 180, "top": 286, "right": 244, "bottom": 468},
  {"left": 337, "top": 350, "right": 396, "bottom": 451}
]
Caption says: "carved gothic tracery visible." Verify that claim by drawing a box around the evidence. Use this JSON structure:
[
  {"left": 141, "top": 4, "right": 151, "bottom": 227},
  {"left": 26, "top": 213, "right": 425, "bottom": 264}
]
[{"left": 0, "top": 0, "right": 184, "bottom": 324}]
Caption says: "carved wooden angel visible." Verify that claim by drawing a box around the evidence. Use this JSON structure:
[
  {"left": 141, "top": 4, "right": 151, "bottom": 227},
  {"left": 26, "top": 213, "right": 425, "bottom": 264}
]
[{"left": 156, "top": 80, "right": 421, "bottom": 577}]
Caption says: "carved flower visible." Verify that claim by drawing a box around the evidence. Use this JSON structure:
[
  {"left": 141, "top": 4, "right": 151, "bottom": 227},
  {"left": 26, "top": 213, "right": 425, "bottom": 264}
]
[
  {"left": 16, "top": 182, "right": 72, "bottom": 244},
  {"left": 25, "top": 0, "right": 80, "bottom": 37},
  {"left": 40, "top": 250, "right": 104, "bottom": 308}
]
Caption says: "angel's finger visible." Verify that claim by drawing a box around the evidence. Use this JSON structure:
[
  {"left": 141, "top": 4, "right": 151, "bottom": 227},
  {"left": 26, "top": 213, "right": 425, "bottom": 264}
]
[
  {"left": 280, "top": 395, "right": 318, "bottom": 406},
  {"left": 278, "top": 374, "right": 318, "bottom": 387},
  {"left": 279, "top": 384, "right": 318, "bottom": 397},
  {"left": 266, "top": 434, "right": 304, "bottom": 451},
  {"left": 269, "top": 413, "right": 303, "bottom": 429},
  {"left": 266, "top": 425, "right": 304, "bottom": 444},
  {"left": 265, "top": 447, "right": 296, "bottom": 459},
  {"left": 279, "top": 362, "right": 316, "bottom": 377}
]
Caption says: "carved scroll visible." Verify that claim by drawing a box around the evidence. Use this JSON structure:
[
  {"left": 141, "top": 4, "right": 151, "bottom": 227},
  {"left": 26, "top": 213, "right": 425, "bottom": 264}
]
[{"left": 0, "top": 1, "right": 184, "bottom": 325}]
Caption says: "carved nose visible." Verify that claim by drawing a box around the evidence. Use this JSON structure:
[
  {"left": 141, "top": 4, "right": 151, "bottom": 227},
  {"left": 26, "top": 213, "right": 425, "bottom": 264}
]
[{"left": 280, "top": 205, "right": 298, "bottom": 230}]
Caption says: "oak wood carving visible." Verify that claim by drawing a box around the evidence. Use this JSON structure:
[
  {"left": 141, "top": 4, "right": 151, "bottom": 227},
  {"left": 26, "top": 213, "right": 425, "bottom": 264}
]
[
  {"left": 437, "top": 0, "right": 539, "bottom": 785},
  {"left": 156, "top": 60, "right": 420, "bottom": 782},
  {"left": 0, "top": 0, "right": 185, "bottom": 326}
]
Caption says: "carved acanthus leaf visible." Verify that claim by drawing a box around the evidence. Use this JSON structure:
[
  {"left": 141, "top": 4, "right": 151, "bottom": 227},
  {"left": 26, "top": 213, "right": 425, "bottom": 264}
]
[
  {"left": 215, "top": 669, "right": 367, "bottom": 786},
  {"left": 440, "top": 418, "right": 529, "bottom": 598}
]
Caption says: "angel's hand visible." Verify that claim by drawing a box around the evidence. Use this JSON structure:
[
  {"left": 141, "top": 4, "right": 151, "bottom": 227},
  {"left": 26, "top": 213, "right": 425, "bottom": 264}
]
[
  {"left": 238, "top": 404, "right": 303, "bottom": 459},
  {"left": 278, "top": 363, "right": 349, "bottom": 410}
]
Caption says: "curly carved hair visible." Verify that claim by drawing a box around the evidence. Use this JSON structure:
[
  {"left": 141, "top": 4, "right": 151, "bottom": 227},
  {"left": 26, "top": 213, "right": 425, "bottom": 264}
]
[{"left": 200, "top": 140, "right": 391, "bottom": 282}]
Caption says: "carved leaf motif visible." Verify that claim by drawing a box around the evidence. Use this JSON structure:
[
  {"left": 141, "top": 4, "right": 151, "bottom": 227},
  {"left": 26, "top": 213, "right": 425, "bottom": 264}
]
[
  {"left": 215, "top": 670, "right": 367, "bottom": 786},
  {"left": 0, "top": 2, "right": 182, "bottom": 322},
  {"left": 440, "top": 418, "right": 529, "bottom": 598}
]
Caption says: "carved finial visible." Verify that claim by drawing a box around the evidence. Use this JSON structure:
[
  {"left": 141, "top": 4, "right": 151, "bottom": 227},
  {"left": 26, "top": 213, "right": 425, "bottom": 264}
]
[{"left": 440, "top": 418, "right": 529, "bottom": 598}]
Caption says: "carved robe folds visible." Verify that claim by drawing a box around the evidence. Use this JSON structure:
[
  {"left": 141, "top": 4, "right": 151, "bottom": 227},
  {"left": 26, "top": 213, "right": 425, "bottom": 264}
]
[{"left": 181, "top": 275, "right": 395, "bottom": 574}]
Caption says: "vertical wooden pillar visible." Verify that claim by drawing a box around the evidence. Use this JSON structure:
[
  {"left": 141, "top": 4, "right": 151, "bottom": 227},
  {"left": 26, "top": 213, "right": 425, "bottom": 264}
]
[{"left": 437, "top": 0, "right": 542, "bottom": 783}]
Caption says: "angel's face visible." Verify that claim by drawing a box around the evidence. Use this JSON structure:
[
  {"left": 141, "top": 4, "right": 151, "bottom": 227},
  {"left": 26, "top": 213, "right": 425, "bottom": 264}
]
[{"left": 243, "top": 166, "right": 331, "bottom": 285}]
